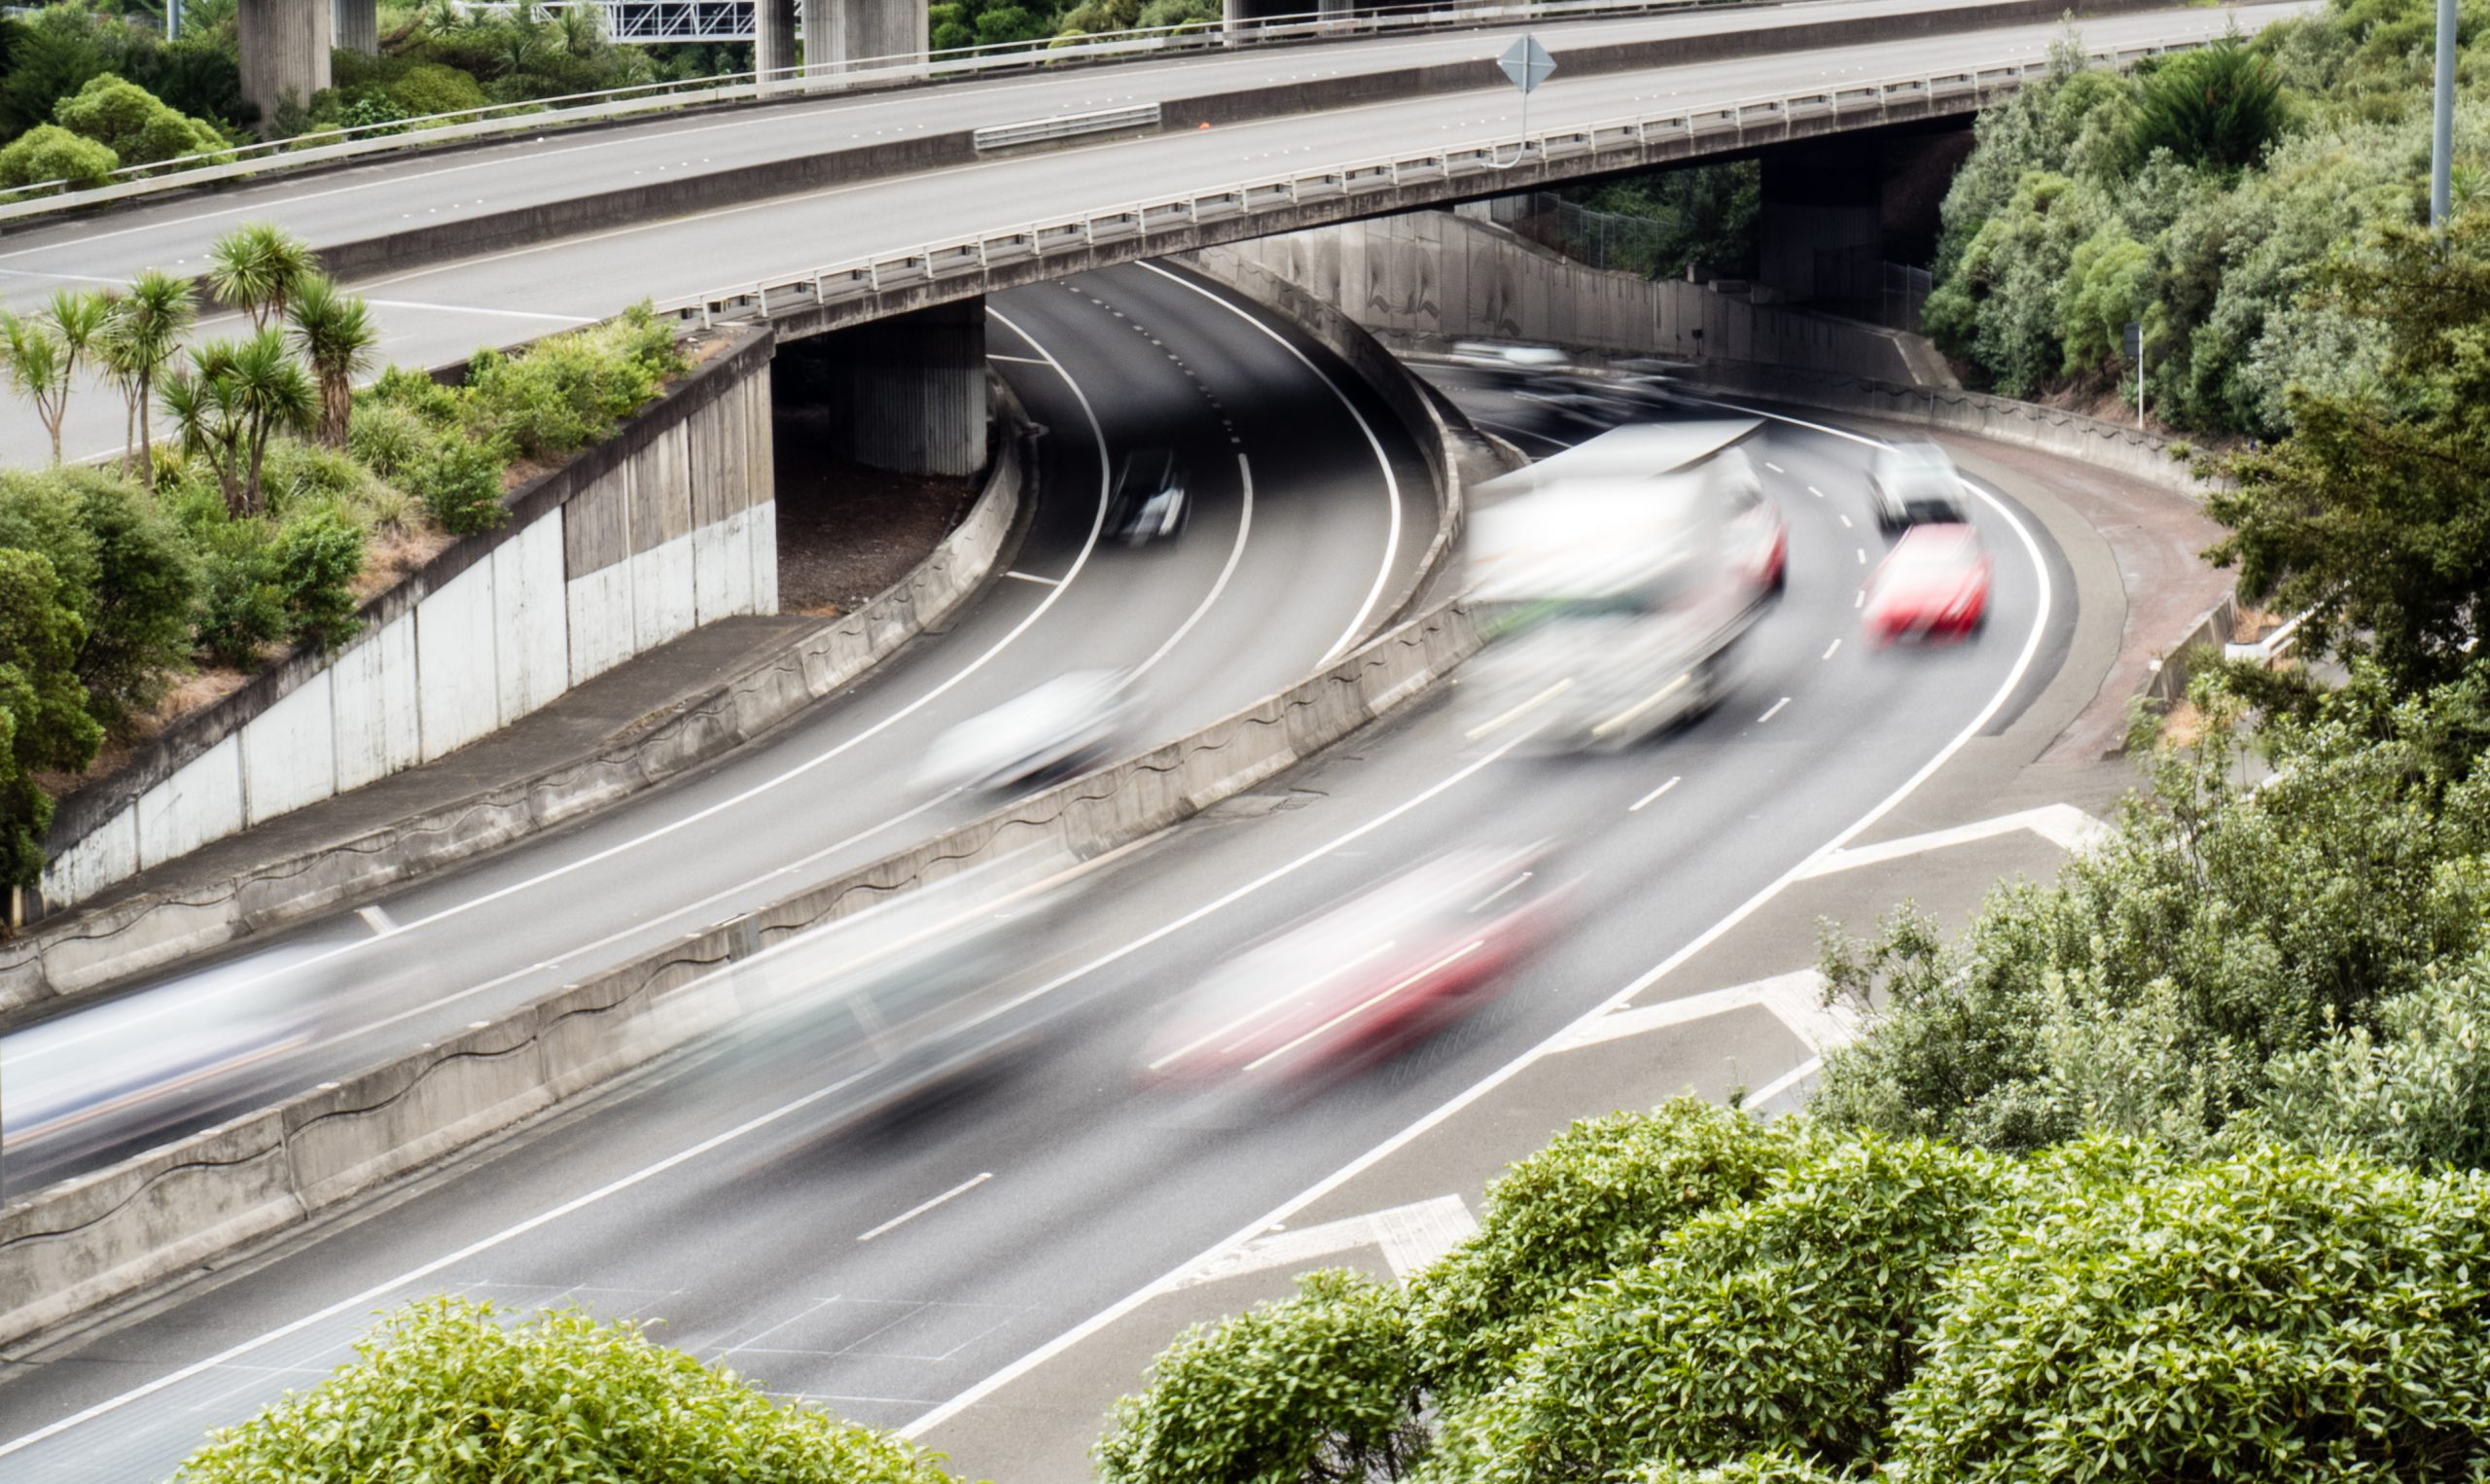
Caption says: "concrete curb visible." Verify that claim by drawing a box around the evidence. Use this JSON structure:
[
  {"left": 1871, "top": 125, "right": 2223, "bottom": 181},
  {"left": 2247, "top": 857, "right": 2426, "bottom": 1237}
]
[
  {"left": 0, "top": 371, "right": 1033, "bottom": 1024},
  {"left": 0, "top": 598, "right": 1481, "bottom": 1351}
]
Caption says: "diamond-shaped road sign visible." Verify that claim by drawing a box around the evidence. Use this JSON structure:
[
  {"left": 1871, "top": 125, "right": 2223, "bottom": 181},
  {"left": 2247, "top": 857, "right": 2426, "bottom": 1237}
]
[{"left": 1498, "top": 35, "right": 1557, "bottom": 95}]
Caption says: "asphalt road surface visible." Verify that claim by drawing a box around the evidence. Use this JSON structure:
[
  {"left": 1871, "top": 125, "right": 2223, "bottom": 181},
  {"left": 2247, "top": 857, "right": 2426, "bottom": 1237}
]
[{"left": 0, "top": 369, "right": 2081, "bottom": 1481}]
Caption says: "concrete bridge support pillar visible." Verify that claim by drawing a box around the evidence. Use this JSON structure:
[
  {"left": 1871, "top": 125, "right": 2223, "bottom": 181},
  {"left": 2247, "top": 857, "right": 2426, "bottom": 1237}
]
[
  {"left": 756, "top": 0, "right": 799, "bottom": 86},
  {"left": 784, "top": 300, "right": 988, "bottom": 477},
  {"left": 237, "top": 0, "right": 331, "bottom": 132},
  {"left": 333, "top": 0, "right": 377, "bottom": 55}
]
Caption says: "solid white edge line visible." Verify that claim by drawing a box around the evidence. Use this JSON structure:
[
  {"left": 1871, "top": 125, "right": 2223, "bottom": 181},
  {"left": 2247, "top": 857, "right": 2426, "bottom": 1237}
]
[
  {"left": 899, "top": 396, "right": 2057, "bottom": 1443},
  {"left": 1133, "top": 451, "right": 1254, "bottom": 679},
  {"left": 857, "top": 1172, "right": 995, "bottom": 1243},
  {"left": 1745, "top": 1054, "right": 1824, "bottom": 1112},
  {"left": 0, "top": 726, "right": 1537, "bottom": 1459},
  {"left": 1132, "top": 263, "right": 1403, "bottom": 666},
  {"left": 1757, "top": 696, "right": 1792, "bottom": 724},
  {"left": 54, "top": 314, "right": 1116, "bottom": 1079},
  {"left": 1628, "top": 775, "right": 1681, "bottom": 813}
]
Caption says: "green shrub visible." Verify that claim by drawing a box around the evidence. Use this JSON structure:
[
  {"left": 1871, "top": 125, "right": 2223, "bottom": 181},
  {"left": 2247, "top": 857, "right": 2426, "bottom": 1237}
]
[
  {"left": 344, "top": 400, "right": 429, "bottom": 479},
  {"left": 1407, "top": 1100, "right": 1796, "bottom": 1401},
  {"left": 384, "top": 59, "right": 489, "bottom": 118},
  {"left": 0, "top": 123, "right": 118, "bottom": 190},
  {"left": 52, "top": 72, "right": 227, "bottom": 168},
  {"left": 460, "top": 304, "right": 681, "bottom": 460},
  {"left": 413, "top": 433, "right": 508, "bottom": 535},
  {"left": 270, "top": 508, "right": 364, "bottom": 653},
  {"left": 258, "top": 435, "right": 380, "bottom": 518},
  {"left": 63, "top": 470, "right": 196, "bottom": 733},
  {"left": 1096, "top": 1269, "right": 1425, "bottom": 1484},
  {"left": 1887, "top": 1139, "right": 2490, "bottom": 1480},
  {"left": 2258, "top": 965, "right": 2490, "bottom": 1171},
  {"left": 184, "top": 508, "right": 286, "bottom": 668},
  {"left": 0, "top": 547, "right": 102, "bottom": 887},
  {"left": 1427, "top": 1135, "right": 2015, "bottom": 1482},
  {"left": 174, "top": 1296, "right": 962, "bottom": 1483},
  {"left": 2126, "top": 41, "right": 2290, "bottom": 175}
]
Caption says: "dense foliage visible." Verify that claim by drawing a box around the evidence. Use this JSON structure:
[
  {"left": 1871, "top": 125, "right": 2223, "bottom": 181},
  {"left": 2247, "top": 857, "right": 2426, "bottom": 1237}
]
[
  {"left": 1551, "top": 162, "right": 1762, "bottom": 280},
  {"left": 174, "top": 1297, "right": 965, "bottom": 1483},
  {"left": 1924, "top": 0, "right": 2483, "bottom": 432},
  {"left": 1094, "top": 1105, "right": 2490, "bottom": 1483}
]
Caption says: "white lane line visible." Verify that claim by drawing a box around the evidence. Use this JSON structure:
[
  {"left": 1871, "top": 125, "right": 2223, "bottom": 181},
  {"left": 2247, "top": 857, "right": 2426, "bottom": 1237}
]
[
  {"left": 1821, "top": 639, "right": 1841, "bottom": 660},
  {"left": 1763, "top": 461, "right": 1785, "bottom": 474},
  {"left": 1797, "top": 803, "right": 2109, "bottom": 878},
  {"left": 1837, "top": 512, "right": 1853, "bottom": 528},
  {"left": 1805, "top": 485, "right": 1825, "bottom": 498},
  {"left": 1003, "top": 570, "right": 1060, "bottom": 585},
  {"left": 1628, "top": 775, "right": 1680, "bottom": 812},
  {"left": 988, "top": 353, "right": 1053, "bottom": 366},
  {"left": 1133, "top": 452, "right": 1253, "bottom": 679},
  {"left": 0, "top": 725, "right": 1538, "bottom": 1461},
  {"left": 900, "top": 399, "right": 2061, "bottom": 1444},
  {"left": 858, "top": 1173, "right": 994, "bottom": 1243},
  {"left": 123, "top": 309, "right": 1112, "bottom": 1036},
  {"left": 1135, "top": 264, "right": 1401, "bottom": 666},
  {"left": 363, "top": 298, "right": 594, "bottom": 324},
  {"left": 1856, "top": 548, "right": 1868, "bottom": 565},
  {"left": 1744, "top": 1054, "right": 1823, "bottom": 1111},
  {"left": 1757, "top": 696, "right": 1791, "bottom": 724},
  {"left": 1855, "top": 589, "right": 1866, "bottom": 609},
  {"left": 1465, "top": 677, "right": 1570, "bottom": 742}
]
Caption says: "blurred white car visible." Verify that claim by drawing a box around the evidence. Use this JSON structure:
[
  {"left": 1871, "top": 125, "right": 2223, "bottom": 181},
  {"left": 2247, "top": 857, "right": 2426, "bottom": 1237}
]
[
  {"left": 1450, "top": 340, "right": 1573, "bottom": 369},
  {"left": 920, "top": 669, "right": 1139, "bottom": 794},
  {"left": 1867, "top": 442, "right": 1970, "bottom": 534}
]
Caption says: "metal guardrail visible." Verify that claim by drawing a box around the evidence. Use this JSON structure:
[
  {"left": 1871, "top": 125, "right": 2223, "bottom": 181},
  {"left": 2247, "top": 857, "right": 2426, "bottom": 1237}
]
[
  {"left": 975, "top": 102, "right": 1163, "bottom": 152},
  {"left": 0, "top": 0, "right": 1810, "bottom": 224},
  {"left": 651, "top": 42, "right": 2201, "bottom": 332}
]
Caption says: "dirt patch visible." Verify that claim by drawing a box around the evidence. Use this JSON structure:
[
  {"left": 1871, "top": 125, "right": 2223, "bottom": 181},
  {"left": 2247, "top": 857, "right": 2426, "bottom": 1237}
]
[{"left": 773, "top": 409, "right": 982, "bottom": 617}]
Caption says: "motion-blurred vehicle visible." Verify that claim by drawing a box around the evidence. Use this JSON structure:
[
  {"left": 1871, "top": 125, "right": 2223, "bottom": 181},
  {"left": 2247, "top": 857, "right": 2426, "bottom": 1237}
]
[
  {"left": 1866, "top": 442, "right": 1969, "bottom": 533},
  {"left": 3, "top": 949, "right": 323, "bottom": 1172},
  {"left": 1106, "top": 448, "right": 1189, "bottom": 546},
  {"left": 920, "top": 669, "right": 1139, "bottom": 794},
  {"left": 1450, "top": 340, "right": 1573, "bottom": 370},
  {"left": 1863, "top": 523, "right": 1991, "bottom": 645},
  {"left": 1139, "top": 845, "right": 1568, "bottom": 1099},
  {"left": 721, "top": 851, "right": 1085, "bottom": 1109},
  {"left": 1462, "top": 423, "right": 1782, "bottom": 749}
]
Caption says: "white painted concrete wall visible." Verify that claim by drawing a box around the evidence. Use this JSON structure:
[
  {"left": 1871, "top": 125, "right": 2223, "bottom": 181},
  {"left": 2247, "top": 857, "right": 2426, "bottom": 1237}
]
[{"left": 40, "top": 364, "right": 779, "bottom": 914}]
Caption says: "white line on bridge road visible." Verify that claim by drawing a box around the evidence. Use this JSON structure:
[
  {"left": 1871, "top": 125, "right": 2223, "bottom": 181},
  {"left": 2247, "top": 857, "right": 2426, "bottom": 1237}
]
[
  {"left": 1763, "top": 461, "right": 1785, "bottom": 474},
  {"left": 1837, "top": 512, "right": 1853, "bottom": 528},
  {"left": 858, "top": 1173, "right": 996, "bottom": 1242},
  {"left": 1856, "top": 548, "right": 1868, "bottom": 564},
  {"left": 362, "top": 298, "right": 594, "bottom": 324},
  {"left": 1757, "top": 696, "right": 1792, "bottom": 724},
  {"left": 1822, "top": 639, "right": 1842, "bottom": 660},
  {"left": 1628, "top": 775, "right": 1681, "bottom": 812},
  {"left": 1806, "top": 485, "right": 1825, "bottom": 498}
]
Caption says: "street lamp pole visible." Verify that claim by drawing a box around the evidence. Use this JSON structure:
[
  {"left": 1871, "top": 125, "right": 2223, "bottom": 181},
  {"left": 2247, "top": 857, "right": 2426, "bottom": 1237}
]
[{"left": 2432, "top": 0, "right": 2456, "bottom": 230}]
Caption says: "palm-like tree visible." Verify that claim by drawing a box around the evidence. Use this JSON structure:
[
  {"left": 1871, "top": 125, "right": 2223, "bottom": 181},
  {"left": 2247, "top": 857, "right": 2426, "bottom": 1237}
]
[
  {"left": 1, "top": 309, "right": 71, "bottom": 464},
  {"left": 285, "top": 275, "right": 378, "bottom": 449},
  {"left": 98, "top": 269, "right": 198, "bottom": 487},
  {"left": 162, "top": 330, "right": 316, "bottom": 515},
  {"left": 207, "top": 223, "right": 318, "bottom": 331}
]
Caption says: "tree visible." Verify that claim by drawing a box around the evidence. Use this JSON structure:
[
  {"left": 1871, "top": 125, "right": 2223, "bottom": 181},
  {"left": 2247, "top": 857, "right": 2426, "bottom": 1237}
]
[
  {"left": 0, "top": 548, "right": 102, "bottom": 889},
  {"left": 173, "top": 1297, "right": 962, "bottom": 1483},
  {"left": 284, "top": 274, "right": 376, "bottom": 448},
  {"left": 0, "top": 123, "right": 118, "bottom": 191},
  {"left": 51, "top": 72, "right": 227, "bottom": 169},
  {"left": 0, "top": 308, "right": 71, "bottom": 464},
  {"left": 97, "top": 268, "right": 197, "bottom": 488},
  {"left": 205, "top": 222, "right": 317, "bottom": 331},
  {"left": 2125, "top": 39, "right": 2291, "bottom": 176},
  {"left": 2207, "top": 210, "right": 2490, "bottom": 691},
  {"left": 160, "top": 331, "right": 316, "bottom": 515}
]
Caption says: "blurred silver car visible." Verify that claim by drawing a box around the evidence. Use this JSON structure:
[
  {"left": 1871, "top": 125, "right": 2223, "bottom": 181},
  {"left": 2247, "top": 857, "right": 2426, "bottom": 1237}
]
[
  {"left": 1867, "top": 442, "right": 1969, "bottom": 534},
  {"left": 920, "top": 669, "right": 1139, "bottom": 794},
  {"left": 1107, "top": 449, "right": 1189, "bottom": 547}
]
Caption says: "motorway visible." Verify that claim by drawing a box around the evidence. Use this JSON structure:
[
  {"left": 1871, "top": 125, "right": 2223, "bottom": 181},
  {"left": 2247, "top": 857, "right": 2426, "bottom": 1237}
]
[
  {"left": 0, "top": 259, "right": 1433, "bottom": 1193},
  {"left": 0, "top": 0, "right": 2301, "bottom": 466},
  {"left": 0, "top": 362, "right": 2080, "bottom": 1479}
]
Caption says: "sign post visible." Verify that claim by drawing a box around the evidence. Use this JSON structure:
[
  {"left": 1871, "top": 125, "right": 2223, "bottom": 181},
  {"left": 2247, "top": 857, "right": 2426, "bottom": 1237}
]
[{"left": 1493, "top": 35, "right": 1557, "bottom": 169}]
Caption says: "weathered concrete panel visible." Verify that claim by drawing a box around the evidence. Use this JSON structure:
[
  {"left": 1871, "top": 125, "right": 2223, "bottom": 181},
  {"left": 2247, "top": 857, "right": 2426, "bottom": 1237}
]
[
  {"left": 134, "top": 734, "right": 243, "bottom": 868},
  {"left": 693, "top": 509, "right": 756, "bottom": 625},
  {"left": 750, "top": 497, "right": 780, "bottom": 616},
  {"left": 629, "top": 422, "right": 693, "bottom": 553},
  {"left": 416, "top": 558, "right": 501, "bottom": 764},
  {"left": 630, "top": 532, "right": 699, "bottom": 654},
  {"left": 493, "top": 512, "right": 570, "bottom": 726},
  {"left": 563, "top": 468, "right": 632, "bottom": 580},
  {"left": 566, "top": 561, "right": 637, "bottom": 687},
  {"left": 332, "top": 614, "right": 420, "bottom": 793},
  {"left": 241, "top": 670, "right": 337, "bottom": 827},
  {"left": 38, "top": 807, "right": 136, "bottom": 908}
]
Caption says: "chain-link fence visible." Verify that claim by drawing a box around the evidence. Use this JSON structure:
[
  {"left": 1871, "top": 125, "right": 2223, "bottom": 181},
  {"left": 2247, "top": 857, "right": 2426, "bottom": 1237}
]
[{"left": 1477, "top": 192, "right": 1689, "bottom": 278}]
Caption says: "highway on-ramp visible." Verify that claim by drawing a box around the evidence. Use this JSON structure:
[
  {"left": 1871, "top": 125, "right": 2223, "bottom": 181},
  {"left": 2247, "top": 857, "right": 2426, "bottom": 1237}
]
[
  {"left": 0, "top": 371, "right": 2083, "bottom": 1481},
  {"left": 0, "top": 260, "right": 1433, "bottom": 1195}
]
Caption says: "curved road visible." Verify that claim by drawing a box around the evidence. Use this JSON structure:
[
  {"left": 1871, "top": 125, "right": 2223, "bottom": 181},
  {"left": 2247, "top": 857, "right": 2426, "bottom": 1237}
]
[
  {"left": 0, "top": 260, "right": 1433, "bottom": 1193},
  {"left": 0, "top": 370, "right": 2083, "bottom": 1480}
]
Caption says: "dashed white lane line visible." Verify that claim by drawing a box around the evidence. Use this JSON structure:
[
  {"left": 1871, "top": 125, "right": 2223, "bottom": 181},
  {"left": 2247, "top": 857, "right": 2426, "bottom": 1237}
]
[
  {"left": 1757, "top": 696, "right": 1792, "bottom": 724},
  {"left": 1133, "top": 452, "right": 1253, "bottom": 679},
  {"left": 1837, "top": 512, "right": 1853, "bottom": 528},
  {"left": 1822, "top": 639, "right": 1842, "bottom": 660},
  {"left": 1135, "top": 262, "right": 1400, "bottom": 666},
  {"left": 1856, "top": 548, "right": 1868, "bottom": 565},
  {"left": 1003, "top": 570, "right": 1060, "bottom": 585},
  {"left": 1628, "top": 775, "right": 1681, "bottom": 812},
  {"left": 1763, "top": 461, "right": 1785, "bottom": 474},
  {"left": 858, "top": 1173, "right": 995, "bottom": 1243},
  {"left": 1805, "top": 484, "right": 1825, "bottom": 498},
  {"left": 1855, "top": 589, "right": 1867, "bottom": 609}
]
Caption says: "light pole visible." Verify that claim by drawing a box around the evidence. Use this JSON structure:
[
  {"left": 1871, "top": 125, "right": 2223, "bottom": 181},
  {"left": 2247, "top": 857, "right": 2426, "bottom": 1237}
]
[{"left": 2432, "top": 0, "right": 2456, "bottom": 230}]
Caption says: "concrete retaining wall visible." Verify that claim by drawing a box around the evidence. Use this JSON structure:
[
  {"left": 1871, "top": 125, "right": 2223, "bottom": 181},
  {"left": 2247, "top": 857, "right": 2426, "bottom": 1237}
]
[
  {"left": 0, "top": 376, "right": 1033, "bottom": 1022},
  {"left": 0, "top": 598, "right": 1481, "bottom": 1349},
  {"left": 32, "top": 331, "right": 781, "bottom": 925}
]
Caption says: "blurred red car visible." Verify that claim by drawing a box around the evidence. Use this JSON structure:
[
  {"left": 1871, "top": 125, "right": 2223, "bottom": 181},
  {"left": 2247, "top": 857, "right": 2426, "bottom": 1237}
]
[
  {"left": 1864, "top": 524, "right": 1989, "bottom": 645},
  {"left": 1139, "top": 847, "right": 1567, "bottom": 1097}
]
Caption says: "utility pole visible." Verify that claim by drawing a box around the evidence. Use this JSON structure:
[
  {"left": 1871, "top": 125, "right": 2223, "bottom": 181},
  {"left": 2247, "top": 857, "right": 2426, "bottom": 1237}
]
[{"left": 2433, "top": 0, "right": 2456, "bottom": 230}]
